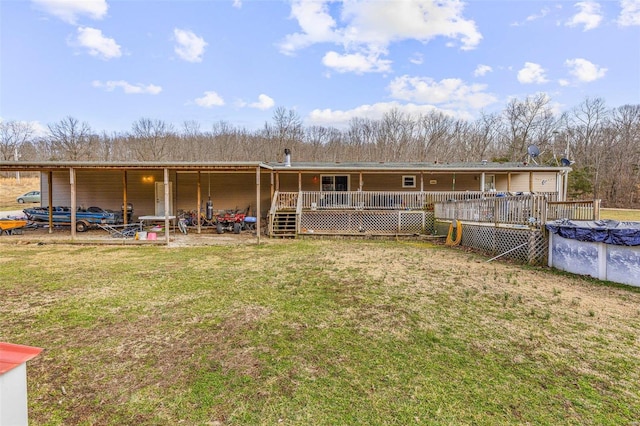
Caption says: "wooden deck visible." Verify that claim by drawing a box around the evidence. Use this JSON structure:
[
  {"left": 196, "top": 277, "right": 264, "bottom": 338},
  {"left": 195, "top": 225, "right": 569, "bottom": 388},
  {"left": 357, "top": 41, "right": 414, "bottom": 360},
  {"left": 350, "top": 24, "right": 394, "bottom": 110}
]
[{"left": 267, "top": 191, "right": 591, "bottom": 237}]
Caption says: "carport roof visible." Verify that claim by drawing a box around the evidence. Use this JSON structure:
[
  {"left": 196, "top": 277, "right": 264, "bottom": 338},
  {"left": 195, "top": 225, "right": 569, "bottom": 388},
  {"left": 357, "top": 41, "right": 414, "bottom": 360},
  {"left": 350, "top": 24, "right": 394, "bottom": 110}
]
[{"left": 0, "top": 161, "right": 264, "bottom": 172}]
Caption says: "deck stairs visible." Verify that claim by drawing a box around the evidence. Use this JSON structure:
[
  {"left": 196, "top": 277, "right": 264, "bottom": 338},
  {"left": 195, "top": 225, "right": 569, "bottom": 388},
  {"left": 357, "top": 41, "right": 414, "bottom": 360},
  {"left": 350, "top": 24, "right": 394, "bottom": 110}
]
[
  {"left": 270, "top": 211, "right": 297, "bottom": 237},
  {"left": 268, "top": 191, "right": 299, "bottom": 237}
]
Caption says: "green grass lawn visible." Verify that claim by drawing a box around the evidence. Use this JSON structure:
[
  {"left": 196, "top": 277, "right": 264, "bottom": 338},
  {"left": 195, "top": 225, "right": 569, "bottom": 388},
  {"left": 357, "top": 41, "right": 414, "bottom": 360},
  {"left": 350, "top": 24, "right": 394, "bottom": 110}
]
[
  {"left": 1, "top": 240, "right": 639, "bottom": 425},
  {"left": 600, "top": 208, "right": 640, "bottom": 221}
]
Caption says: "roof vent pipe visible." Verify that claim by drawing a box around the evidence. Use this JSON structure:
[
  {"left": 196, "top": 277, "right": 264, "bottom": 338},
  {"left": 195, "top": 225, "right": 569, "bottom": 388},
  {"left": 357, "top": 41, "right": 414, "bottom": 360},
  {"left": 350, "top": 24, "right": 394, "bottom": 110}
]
[{"left": 284, "top": 148, "right": 291, "bottom": 167}]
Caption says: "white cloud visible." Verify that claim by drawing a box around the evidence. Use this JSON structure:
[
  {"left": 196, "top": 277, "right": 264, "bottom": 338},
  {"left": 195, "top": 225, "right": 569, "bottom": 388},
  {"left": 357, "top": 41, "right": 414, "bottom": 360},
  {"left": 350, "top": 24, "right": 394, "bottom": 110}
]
[
  {"left": 75, "top": 27, "right": 121, "bottom": 60},
  {"left": 517, "top": 62, "right": 548, "bottom": 84},
  {"left": 388, "top": 75, "right": 497, "bottom": 109},
  {"left": 173, "top": 29, "right": 207, "bottom": 63},
  {"left": 195, "top": 91, "right": 225, "bottom": 108},
  {"left": 511, "top": 7, "right": 550, "bottom": 26},
  {"left": 279, "top": 0, "right": 481, "bottom": 74},
  {"left": 232, "top": 0, "right": 242, "bottom": 8},
  {"left": 474, "top": 64, "right": 492, "bottom": 77},
  {"left": 249, "top": 94, "right": 275, "bottom": 110},
  {"left": 566, "top": 1, "right": 602, "bottom": 31},
  {"left": 92, "top": 80, "right": 162, "bottom": 95},
  {"left": 618, "top": 0, "right": 640, "bottom": 26},
  {"left": 32, "top": 0, "right": 108, "bottom": 24},
  {"left": 322, "top": 51, "right": 392, "bottom": 74},
  {"left": 278, "top": 1, "right": 339, "bottom": 54},
  {"left": 565, "top": 58, "right": 607, "bottom": 82},
  {"left": 307, "top": 101, "right": 471, "bottom": 128},
  {"left": 409, "top": 53, "right": 424, "bottom": 65}
]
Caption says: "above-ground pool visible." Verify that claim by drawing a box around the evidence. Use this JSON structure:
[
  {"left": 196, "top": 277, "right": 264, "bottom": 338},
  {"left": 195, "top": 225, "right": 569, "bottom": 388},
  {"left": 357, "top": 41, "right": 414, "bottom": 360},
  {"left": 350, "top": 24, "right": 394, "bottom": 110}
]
[{"left": 546, "top": 220, "right": 640, "bottom": 287}]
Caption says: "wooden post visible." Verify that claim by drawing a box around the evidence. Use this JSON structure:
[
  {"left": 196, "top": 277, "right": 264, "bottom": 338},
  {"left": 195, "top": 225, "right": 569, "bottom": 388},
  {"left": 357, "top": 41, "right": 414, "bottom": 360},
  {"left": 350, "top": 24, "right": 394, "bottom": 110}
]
[
  {"left": 123, "top": 171, "right": 128, "bottom": 225},
  {"left": 359, "top": 172, "right": 363, "bottom": 191},
  {"left": 48, "top": 171, "right": 53, "bottom": 233},
  {"left": 270, "top": 171, "right": 274, "bottom": 201},
  {"left": 256, "top": 166, "right": 261, "bottom": 245},
  {"left": 529, "top": 171, "right": 533, "bottom": 193},
  {"left": 70, "top": 168, "right": 76, "bottom": 240},
  {"left": 197, "top": 172, "right": 202, "bottom": 234},
  {"left": 528, "top": 230, "right": 536, "bottom": 265},
  {"left": 298, "top": 171, "right": 302, "bottom": 192},
  {"left": 164, "top": 168, "right": 170, "bottom": 245},
  {"left": 507, "top": 173, "right": 512, "bottom": 192}
]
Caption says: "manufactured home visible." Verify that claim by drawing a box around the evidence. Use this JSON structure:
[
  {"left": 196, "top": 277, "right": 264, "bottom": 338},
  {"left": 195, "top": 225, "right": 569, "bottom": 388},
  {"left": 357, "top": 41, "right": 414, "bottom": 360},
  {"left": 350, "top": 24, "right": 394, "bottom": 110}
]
[{"left": 1, "top": 156, "right": 571, "bottom": 240}]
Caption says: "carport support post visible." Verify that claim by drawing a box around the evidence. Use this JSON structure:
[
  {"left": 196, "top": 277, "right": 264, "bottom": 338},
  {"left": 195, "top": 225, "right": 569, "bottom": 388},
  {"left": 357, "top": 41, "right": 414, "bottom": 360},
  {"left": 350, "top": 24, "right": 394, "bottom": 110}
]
[
  {"left": 48, "top": 171, "right": 53, "bottom": 233},
  {"left": 270, "top": 171, "right": 274, "bottom": 202},
  {"left": 70, "top": 167, "right": 76, "bottom": 240},
  {"left": 256, "top": 166, "right": 261, "bottom": 245},
  {"left": 123, "top": 171, "right": 128, "bottom": 225},
  {"left": 164, "top": 168, "right": 170, "bottom": 245},
  {"left": 197, "top": 172, "right": 202, "bottom": 234}
]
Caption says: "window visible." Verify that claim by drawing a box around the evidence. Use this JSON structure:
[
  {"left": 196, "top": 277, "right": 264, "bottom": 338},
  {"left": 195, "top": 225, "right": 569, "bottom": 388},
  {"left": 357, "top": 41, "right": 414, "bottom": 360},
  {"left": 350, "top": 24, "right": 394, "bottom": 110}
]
[
  {"left": 321, "top": 175, "right": 349, "bottom": 191},
  {"left": 402, "top": 175, "right": 416, "bottom": 188},
  {"left": 484, "top": 174, "right": 496, "bottom": 191}
]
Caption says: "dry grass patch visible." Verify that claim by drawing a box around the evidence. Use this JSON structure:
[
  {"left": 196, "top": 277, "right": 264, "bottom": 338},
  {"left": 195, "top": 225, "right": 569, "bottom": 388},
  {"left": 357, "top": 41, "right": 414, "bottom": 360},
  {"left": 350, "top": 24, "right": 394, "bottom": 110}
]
[
  {"left": 1, "top": 240, "right": 639, "bottom": 425},
  {"left": 0, "top": 175, "right": 40, "bottom": 210}
]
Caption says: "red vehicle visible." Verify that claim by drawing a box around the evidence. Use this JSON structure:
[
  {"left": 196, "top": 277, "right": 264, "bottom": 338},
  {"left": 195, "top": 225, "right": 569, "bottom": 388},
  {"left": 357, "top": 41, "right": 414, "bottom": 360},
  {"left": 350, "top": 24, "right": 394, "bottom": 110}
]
[{"left": 215, "top": 209, "right": 247, "bottom": 234}]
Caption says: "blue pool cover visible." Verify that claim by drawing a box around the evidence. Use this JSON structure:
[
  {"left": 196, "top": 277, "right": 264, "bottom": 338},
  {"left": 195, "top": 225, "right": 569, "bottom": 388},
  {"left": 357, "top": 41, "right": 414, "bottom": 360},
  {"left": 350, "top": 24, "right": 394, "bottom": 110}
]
[{"left": 546, "top": 220, "right": 640, "bottom": 246}]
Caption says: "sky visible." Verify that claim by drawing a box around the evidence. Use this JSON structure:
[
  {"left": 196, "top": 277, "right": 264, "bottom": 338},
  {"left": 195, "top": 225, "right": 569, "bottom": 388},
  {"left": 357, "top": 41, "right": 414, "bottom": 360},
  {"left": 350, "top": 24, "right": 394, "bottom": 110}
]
[{"left": 1, "top": 0, "right": 639, "bottom": 136}]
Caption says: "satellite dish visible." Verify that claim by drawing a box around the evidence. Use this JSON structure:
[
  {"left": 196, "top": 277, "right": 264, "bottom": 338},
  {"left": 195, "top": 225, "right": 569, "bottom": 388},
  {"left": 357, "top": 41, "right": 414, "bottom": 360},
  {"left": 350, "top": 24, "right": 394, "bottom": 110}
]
[
  {"left": 560, "top": 158, "right": 574, "bottom": 167},
  {"left": 527, "top": 145, "right": 540, "bottom": 158}
]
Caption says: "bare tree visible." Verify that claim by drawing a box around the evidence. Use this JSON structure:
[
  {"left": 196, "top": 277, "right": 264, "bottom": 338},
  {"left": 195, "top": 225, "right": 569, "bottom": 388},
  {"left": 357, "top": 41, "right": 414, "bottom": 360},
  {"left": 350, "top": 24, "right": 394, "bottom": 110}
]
[
  {"left": 0, "top": 120, "right": 34, "bottom": 161},
  {"left": 47, "top": 116, "right": 94, "bottom": 160},
  {"left": 346, "top": 117, "right": 379, "bottom": 161},
  {"left": 416, "top": 111, "right": 456, "bottom": 162},
  {"left": 502, "top": 94, "right": 555, "bottom": 161},
  {"left": 130, "top": 118, "right": 175, "bottom": 161},
  {"left": 270, "top": 107, "right": 303, "bottom": 159},
  {"left": 604, "top": 104, "right": 640, "bottom": 206},
  {"left": 465, "top": 112, "right": 502, "bottom": 162},
  {"left": 377, "top": 109, "right": 416, "bottom": 161}
]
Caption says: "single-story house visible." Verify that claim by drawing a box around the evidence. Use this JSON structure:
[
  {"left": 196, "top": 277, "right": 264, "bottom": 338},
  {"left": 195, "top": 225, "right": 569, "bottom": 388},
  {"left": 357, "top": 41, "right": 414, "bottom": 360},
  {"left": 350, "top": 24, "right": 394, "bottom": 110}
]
[{"left": 0, "top": 155, "right": 571, "bottom": 240}]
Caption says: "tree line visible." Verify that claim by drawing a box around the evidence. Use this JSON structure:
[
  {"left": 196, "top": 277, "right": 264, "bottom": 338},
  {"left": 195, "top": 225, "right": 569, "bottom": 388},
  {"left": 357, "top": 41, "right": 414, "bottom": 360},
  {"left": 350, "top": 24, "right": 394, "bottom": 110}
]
[{"left": 1, "top": 95, "right": 639, "bottom": 208}]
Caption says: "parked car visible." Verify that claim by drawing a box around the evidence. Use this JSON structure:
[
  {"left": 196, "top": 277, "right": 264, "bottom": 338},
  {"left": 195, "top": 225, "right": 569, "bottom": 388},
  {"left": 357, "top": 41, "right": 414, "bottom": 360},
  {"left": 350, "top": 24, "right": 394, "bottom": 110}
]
[{"left": 16, "top": 191, "right": 41, "bottom": 203}]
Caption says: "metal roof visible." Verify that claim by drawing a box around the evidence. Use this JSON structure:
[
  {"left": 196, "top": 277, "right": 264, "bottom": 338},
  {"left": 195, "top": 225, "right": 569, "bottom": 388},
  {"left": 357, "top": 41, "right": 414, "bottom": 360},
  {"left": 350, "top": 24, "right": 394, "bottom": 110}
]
[
  {"left": 0, "top": 160, "right": 570, "bottom": 173},
  {"left": 265, "top": 161, "right": 570, "bottom": 173},
  {"left": 0, "top": 161, "right": 264, "bottom": 171}
]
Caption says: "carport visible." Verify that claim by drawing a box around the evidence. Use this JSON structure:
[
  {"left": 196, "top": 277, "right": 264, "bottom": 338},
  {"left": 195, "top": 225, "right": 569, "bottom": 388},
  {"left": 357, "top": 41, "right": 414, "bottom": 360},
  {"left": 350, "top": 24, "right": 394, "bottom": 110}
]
[{"left": 0, "top": 161, "right": 274, "bottom": 244}]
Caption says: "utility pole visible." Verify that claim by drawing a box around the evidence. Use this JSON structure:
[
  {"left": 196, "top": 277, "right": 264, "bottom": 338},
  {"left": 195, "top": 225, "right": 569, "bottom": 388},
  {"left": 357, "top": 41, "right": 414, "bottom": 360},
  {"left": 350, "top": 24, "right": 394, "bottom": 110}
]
[{"left": 14, "top": 147, "right": 20, "bottom": 183}]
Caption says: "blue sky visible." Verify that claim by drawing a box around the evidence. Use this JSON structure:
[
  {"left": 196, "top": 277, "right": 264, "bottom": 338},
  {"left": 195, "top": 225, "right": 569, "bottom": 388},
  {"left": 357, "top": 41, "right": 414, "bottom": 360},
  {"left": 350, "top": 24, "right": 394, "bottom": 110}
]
[{"left": 1, "top": 0, "right": 639, "bottom": 135}]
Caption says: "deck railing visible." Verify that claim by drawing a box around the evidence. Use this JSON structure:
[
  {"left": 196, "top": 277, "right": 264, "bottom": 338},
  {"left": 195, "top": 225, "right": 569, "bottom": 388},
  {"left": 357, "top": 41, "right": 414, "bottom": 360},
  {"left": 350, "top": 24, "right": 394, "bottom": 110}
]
[
  {"left": 434, "top": 194, "right": 548, "bottom": 226},
  {"left": 434, "top": 196, "right": 600, "bottom": 227},
  {"left": 546, "top": 200, "right": 601, "bottom": 221},
  {"left": 273, "top": 191, "right": 298, "bottom": 211},
  {"left": 294, "top": 191, "right": 524, "bottom": 211}
]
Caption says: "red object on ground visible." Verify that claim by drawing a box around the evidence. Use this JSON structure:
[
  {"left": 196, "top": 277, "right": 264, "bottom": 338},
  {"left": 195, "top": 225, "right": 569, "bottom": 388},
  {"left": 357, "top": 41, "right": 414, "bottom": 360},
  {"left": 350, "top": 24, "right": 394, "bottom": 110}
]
[{"left": 0, "top": 342, "right": 43, "bottom": 374}]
